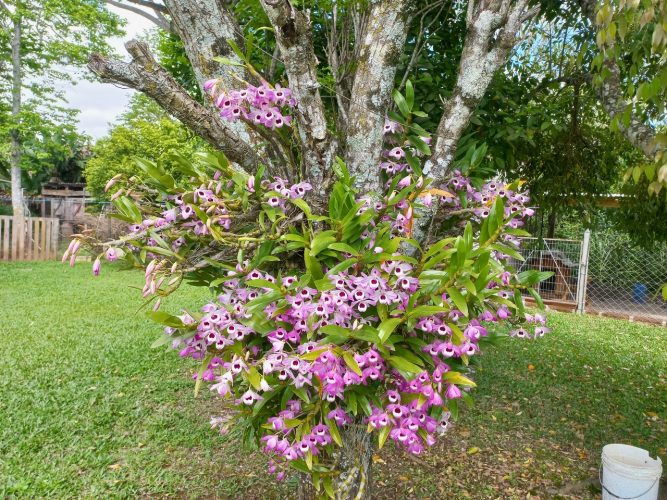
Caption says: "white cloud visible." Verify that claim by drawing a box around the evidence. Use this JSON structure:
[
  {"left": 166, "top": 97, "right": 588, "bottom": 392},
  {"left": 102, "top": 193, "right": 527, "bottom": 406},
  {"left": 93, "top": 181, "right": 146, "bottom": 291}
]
[{"left": 59, "top": 5, "right": 156, "bottom": 139}]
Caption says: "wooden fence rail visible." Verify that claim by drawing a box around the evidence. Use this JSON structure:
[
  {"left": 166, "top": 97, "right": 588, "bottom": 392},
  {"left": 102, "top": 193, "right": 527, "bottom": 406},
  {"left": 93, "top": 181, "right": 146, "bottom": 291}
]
[{"left": 0, "top": 216, "right": 60, "bottom": 261}]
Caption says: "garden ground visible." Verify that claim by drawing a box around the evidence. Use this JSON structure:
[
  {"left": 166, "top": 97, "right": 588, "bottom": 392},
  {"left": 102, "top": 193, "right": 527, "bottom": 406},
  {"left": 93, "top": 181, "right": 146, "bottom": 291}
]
[{"left": 1, "top": 261, "right": 665, "bottom": 498}]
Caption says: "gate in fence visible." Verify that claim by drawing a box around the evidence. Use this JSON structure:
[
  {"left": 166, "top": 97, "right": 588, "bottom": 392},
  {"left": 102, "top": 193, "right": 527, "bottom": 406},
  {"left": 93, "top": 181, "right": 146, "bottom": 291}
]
[
  {"left": 514, "top": 232, "right": 590, "bottom": 314},
  {"left": 515, "top": 230, "right": 667, "bottom": 325},
  {"left": 0, "top": 216, "right": 60, "bottom": 261}
]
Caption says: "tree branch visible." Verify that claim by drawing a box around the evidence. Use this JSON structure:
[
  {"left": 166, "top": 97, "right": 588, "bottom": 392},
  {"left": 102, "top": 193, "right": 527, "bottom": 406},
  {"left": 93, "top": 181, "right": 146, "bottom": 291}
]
[
  {"left": 120, "top": 0, "right": 167, "bottom": 13},
  {"left": 398, "top": 1, "right": 450, "bottom": 91},
  {"left": 576, "top": 0, "right": 660, "bottom": 159},
  {"left": 325, "top": 3, "right": 347, "bottom": 123},
  {"left": 259, "top": 0, "right": 337, "bottom": 189},
  {"left": 105, "top": 0, "right": 171, "bottom": 32},
  {"left": 0, "top": 0, "right": 14, "bottom": 31},
  {"left": 345, "top": 0, "right": 411, "bottom": 193},
  {"left": 427, "top": 0, "right": 539, "bottom": 181},
  {"left": 598, "top": 59, "right": 659, "bottom": 158},
  {"left": 88, "top": 40, "right": 260, "bottom": 173},
  {"left": 0, "top": 0, "right": 11, "bottom": 16},
  {"left": 410, "top": 0, "right": 539, "bottom": 248},
  {"left": 163, "top": 0, "right": 242, "bottom": 89},
  {"left": 163, "top": 0, "right": 260, "bottom": 151},
  {"left": 153, "top": 9, "right": 170, "bottom": 29}
]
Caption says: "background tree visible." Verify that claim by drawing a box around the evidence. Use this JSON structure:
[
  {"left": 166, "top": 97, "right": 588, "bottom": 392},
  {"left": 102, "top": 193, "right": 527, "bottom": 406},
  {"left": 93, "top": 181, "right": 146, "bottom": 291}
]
[
  {"left": 0, "top": 102, "right": 91, "bottom": 202},
  {"left": 587, "top": 0, "right": 667, "bottom": 193},
  {"left": 85, "top": 95, "right": 207, "bottom": 198},
  {"left": 451, "top": 8, "right": 647, "bottom": 234},
  {"left": 0, "top": 0, "right": 121, "bottom": 215}
]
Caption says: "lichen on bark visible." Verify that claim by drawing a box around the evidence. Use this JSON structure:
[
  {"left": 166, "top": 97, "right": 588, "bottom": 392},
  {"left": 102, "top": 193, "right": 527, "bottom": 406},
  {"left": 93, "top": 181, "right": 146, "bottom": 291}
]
[{"left": 345, "top": 0, "right": 410, "bottom": 194}]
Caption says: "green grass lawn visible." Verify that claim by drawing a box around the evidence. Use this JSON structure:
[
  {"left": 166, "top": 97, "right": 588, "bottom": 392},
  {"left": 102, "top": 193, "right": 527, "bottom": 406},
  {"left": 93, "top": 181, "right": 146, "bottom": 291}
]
[{"left": 1, "top": 261, "right": 665, "bottom": 498}]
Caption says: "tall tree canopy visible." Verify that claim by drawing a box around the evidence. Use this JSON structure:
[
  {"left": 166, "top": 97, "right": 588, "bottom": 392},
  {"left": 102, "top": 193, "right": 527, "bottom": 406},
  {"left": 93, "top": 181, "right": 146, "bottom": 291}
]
[
  {"left": 0, "top": 104, "right": 91, "bottom": 194},
  {"left": 0, "top": 0, "right": 121, "bottom": 215}
]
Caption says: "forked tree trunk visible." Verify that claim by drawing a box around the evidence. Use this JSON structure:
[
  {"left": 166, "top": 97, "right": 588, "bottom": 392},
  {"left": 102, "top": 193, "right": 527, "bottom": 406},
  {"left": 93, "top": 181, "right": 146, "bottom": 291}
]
[{"left": 298, "top": 425, "right": 374, "bottom": 499}]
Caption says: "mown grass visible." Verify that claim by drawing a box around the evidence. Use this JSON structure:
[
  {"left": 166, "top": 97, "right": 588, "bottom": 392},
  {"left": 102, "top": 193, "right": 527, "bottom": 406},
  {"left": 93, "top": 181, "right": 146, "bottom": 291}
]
[{"left": 0, "top": 261, "right": 665, "bottom": 498}]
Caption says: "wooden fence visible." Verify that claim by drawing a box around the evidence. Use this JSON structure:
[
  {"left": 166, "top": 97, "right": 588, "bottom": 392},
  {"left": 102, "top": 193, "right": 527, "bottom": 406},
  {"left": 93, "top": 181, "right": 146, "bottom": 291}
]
[{"left": 0, "top": 216, "right": 60, "bottom": 261}]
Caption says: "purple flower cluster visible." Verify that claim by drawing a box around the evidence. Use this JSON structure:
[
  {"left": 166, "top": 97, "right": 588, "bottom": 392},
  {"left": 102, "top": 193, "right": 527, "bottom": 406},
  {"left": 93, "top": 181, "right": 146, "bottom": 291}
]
[
  {"left": 368, "top": 380, "right": 453, "bottom": 456},
  {"left": 83, "top": 173, "right": 312, "bottom": 282},
  {"left": 167, "top": 223, "right": 543, "bottom": 474},
  {"left": 510, "top": 313, "right": 551, "bottom": 339},
  {"left": 204, "top": 80, "right": 295, "bottom": 128},
  {"left": 177, "top": 262, "right": 417, "bottom": 364},
  {"left": 263, "top": 176, "right": 312, "bottom": 209},
  {"left": 72, "top": 80, "right": 554, "bottom": 485},
  {"left": 261, "top": 400, "right": 336, "bottom": 480}
]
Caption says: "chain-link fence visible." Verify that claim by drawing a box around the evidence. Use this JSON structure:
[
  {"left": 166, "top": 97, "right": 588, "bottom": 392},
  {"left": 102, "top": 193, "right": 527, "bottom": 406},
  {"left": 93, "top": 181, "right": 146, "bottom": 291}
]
[
  {"left": 586, "top": 232, "right": 667, "bottom": 324},
  {"left": 514, "top": 231, "right": 667, "bottom": 326}
]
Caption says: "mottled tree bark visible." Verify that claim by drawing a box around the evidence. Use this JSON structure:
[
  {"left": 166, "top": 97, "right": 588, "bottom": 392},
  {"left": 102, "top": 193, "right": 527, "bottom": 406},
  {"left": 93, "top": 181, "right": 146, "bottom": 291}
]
[
  {"left": 259, "top": 0, "right": 337, "bottom": 189},
  {"left": 163, "top": 0, "right": 257, "bottom": 145},
  {"left": 298, "top": 425, "right": 374, "bottom": 500},
  {"left": 427, "top": 0, "right": 539, "bottom": 182},
  {"left": 88, "top": 40, "right": 261, "bottom": 172},
  {"left": 413, "top": 0, "right": 538, "bottom": 246},
  {"left": 10, "top": 11, "right": 24, "bottom": 216},
  {"left": 345, "top": 0, "right": 410, "bottom": 194},
  {"left": 332, "top": 426, "right": 373, "bottom": 499}
]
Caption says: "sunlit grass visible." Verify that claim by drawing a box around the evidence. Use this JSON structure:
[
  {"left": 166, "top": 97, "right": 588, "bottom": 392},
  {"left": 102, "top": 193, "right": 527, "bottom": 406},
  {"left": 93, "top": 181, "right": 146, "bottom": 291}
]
[{"left": 0, "top": 261, "right": 664, "bottom": 497}]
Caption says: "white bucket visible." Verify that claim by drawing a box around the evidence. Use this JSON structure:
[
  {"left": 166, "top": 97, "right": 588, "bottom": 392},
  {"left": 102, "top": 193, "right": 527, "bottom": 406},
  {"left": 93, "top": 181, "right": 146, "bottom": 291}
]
[{"left": 601, "top": 444, "right": 662, "bottom": 500}]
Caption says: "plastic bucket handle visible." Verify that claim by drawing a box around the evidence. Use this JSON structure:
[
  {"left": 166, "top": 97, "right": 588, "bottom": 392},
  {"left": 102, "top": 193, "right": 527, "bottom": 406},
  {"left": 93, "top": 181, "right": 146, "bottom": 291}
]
[{"left": 599, "top": 463, "right": 661, "bottom": 500}]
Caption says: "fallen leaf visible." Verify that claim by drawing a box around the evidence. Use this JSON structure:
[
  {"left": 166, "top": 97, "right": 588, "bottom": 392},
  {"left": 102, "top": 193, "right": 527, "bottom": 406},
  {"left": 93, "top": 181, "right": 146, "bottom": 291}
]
[{"left": 467, "top": 447, "right": 480, "bottom": 455}]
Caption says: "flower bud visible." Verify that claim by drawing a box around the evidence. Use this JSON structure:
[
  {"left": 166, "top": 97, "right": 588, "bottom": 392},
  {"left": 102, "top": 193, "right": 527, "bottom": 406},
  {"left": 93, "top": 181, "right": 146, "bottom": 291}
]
[
  {"left": 106, "top": 248, "right": 117, "bottom": 262},
  {"left": 92, "top": 257, "right": 101, "bottom": 277},
  {"left": 104, "top": 174, "right": 122, "bottom": 192},
  {"left": 145, "top": 259, "right": 157, "bottom": 277}
]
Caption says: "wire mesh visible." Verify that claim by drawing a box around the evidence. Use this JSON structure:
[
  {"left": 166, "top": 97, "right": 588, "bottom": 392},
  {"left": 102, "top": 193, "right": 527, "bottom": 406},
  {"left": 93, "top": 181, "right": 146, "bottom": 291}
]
[
  {"left": 586, "top": 236, "right": 667, "bottom": 324},
  {"left": 514, "top": 237, "right": 584, "bottom": 304}
]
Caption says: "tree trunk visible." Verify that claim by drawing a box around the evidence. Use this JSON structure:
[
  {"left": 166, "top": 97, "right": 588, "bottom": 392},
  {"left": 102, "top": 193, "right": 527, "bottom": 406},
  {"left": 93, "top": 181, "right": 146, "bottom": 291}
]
[
  {"left": 163, "top": 0, "right": 258, "bottom": 147},
  {"left": 413, "top": 0, "right": 539, "bottom": 246},
  {"left": 298, "top": 425, "right": 373, "bottom": 500},
  {"left": 259, "top": 0, "right": 337, "bottom": 190},
  {"left": 547, "top": 211, "right": 557, "bottom": 238},
  {"left": 576, "top": 0, "right": 660, "bottom": 160},
  {"left": 345, "top": 0, "right": 409, "bottom": 194},
  {"left": 427, "top": 0, "right": 538, "bottom": 182},
  {"left": 10, "top": 12, "right": 24, "bottom": 217}
]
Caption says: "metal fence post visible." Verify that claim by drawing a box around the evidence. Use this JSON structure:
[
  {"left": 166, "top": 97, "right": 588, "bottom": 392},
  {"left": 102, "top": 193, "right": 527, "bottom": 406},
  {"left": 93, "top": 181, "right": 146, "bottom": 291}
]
[{"left": 576, "top": 229, "right": 591, "bottom": 314}]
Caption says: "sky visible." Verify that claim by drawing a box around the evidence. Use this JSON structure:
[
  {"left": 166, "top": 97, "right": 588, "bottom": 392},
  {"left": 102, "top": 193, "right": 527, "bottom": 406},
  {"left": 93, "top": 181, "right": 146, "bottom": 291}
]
[{"left": 59, "top": 6, "right": 155, "bottom": 139}]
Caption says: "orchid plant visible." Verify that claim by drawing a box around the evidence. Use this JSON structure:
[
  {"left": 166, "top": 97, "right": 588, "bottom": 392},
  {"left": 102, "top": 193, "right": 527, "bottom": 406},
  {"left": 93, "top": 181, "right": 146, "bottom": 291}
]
[{"left": 66, "top": 79, "right": 552, "bottom": 498}]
